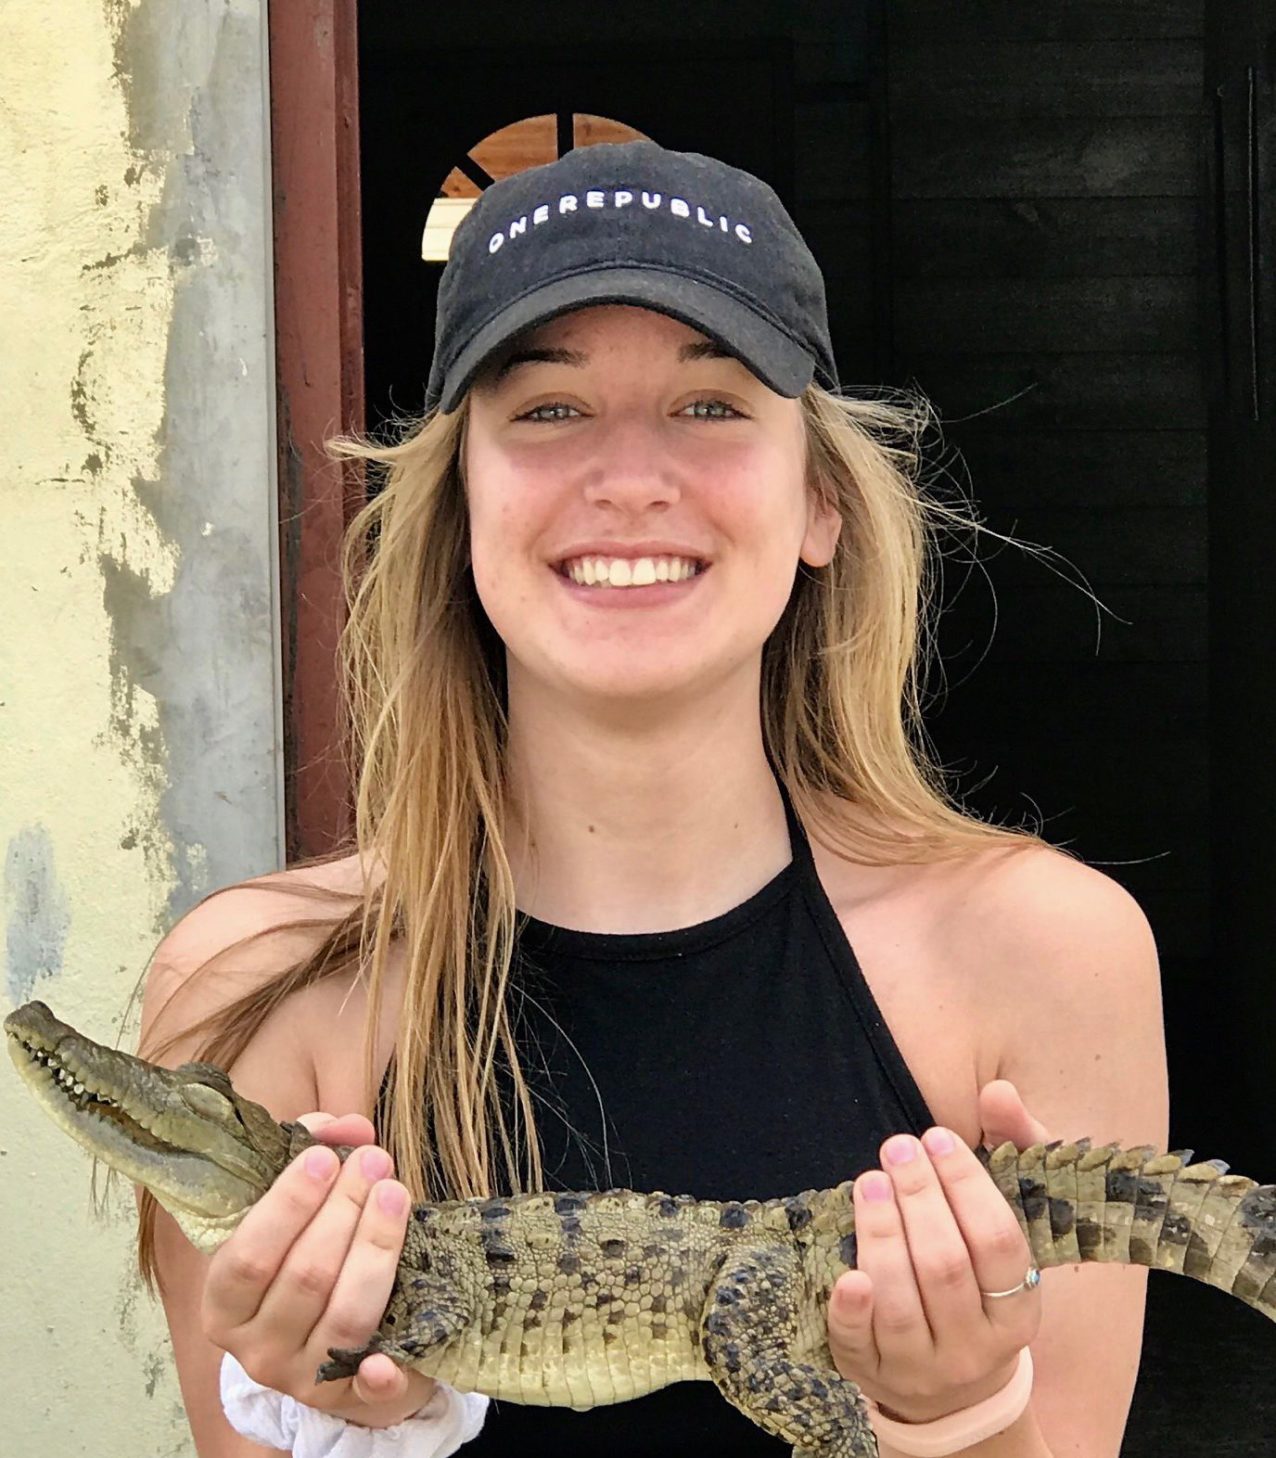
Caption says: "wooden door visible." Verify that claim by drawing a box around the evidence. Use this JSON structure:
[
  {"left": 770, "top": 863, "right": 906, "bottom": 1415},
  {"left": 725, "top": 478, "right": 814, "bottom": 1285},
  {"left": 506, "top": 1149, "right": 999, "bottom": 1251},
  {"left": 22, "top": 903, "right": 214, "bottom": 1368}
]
[{"left": 269, "top": 0, "right": 364, "bottom": 859}]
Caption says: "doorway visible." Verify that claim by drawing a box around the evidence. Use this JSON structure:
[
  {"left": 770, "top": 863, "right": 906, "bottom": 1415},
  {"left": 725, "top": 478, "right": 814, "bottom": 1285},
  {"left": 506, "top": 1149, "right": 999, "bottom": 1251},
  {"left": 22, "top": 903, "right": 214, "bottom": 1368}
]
[{"left": 273, "top": 3, "right": 1276, "bottom": 1448}]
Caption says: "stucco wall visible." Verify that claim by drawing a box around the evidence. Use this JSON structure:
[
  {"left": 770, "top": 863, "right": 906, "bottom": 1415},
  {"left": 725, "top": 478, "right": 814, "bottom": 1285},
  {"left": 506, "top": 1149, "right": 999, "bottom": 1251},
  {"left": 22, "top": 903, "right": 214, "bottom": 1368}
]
[{"left": 1, "top": 2, "right": 281, "bottom": 1451}]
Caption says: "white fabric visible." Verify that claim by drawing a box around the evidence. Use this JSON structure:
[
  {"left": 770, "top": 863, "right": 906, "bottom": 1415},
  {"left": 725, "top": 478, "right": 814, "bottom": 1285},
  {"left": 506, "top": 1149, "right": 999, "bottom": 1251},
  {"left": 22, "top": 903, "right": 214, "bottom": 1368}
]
[{"left": 220, "top": 1352, "right": 489, "bottom": 1457}]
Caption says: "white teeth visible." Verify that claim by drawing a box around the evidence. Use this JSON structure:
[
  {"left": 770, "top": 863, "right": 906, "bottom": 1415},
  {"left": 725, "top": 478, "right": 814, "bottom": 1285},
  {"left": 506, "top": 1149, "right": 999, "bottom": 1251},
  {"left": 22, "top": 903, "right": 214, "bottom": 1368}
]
[{"left": 564, "top": 555, "right": 702, "bottom": 588}]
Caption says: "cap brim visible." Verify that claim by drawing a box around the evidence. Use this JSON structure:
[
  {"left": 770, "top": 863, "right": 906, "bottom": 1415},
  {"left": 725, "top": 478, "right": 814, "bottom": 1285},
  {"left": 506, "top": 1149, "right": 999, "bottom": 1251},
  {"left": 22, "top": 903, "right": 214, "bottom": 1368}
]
[{"left": 434, "top": 268, "right": 816, "bottom": 414}]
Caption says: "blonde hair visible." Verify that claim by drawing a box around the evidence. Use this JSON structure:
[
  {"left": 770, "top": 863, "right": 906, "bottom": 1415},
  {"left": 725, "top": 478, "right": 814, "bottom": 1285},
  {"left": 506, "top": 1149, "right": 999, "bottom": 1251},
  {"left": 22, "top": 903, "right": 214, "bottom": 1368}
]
[{"left": 137, "top": 380, "right": 1051, "bottom": 1283}]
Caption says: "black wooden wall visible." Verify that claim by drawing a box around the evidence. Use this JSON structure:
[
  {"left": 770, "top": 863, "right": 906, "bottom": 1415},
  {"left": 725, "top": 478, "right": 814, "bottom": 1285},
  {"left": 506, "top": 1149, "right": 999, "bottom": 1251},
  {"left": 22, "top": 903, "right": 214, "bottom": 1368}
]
[
  {"left": 885, "top": 0, "right": 1217, "bottom": 1155},
  {"left": 874, "top": 7, "right": 1275, "bottom": 1444},
  {"left": 356, "top": 3, "right": 1276, "bottom": 1447}
]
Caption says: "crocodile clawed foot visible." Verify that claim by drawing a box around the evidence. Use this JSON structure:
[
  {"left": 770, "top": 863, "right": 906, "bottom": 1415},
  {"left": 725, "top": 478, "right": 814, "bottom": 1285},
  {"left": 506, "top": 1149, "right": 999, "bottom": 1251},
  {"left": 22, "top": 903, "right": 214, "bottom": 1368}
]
[{"left": 317, "top": 1334, "right": 394, "bottom": 1384}]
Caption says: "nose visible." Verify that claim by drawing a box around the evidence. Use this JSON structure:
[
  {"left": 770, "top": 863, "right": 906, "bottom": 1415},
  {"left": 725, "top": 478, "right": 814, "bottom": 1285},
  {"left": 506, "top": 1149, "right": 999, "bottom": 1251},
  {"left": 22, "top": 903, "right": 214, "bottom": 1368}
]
[{"left": 580, "top": 415, "right": 682, "bottom": 513}]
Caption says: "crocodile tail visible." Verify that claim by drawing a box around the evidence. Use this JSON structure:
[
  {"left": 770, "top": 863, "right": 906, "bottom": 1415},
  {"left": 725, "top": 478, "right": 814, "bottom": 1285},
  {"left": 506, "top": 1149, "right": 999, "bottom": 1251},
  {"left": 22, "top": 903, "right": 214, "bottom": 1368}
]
[{"left": 979, "top": 1140, "right": 1276, "bottom": 1321}]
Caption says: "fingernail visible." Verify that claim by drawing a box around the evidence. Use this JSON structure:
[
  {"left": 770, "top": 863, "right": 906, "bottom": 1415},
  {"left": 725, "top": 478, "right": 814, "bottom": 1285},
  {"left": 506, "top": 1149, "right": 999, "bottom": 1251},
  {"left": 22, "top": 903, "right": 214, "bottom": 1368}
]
[
  {"left": 377, "top": 1182, "right": 407, "bottom": 1216},
  {"left": 923, "top": 1127, "right": 956, "bottom": 1157},
  {"left": 361, "top": 1148, "right": 392, "bottom": 1181},
  {"left": 305, "top": 1148, "right": 336, "bottom": 1180},
  {"left": 885, "top": 1135, "right": 917, "bottom": 1166},
  {"left": 860, "top": 1172, "right": 893, "bottom": 1202}
]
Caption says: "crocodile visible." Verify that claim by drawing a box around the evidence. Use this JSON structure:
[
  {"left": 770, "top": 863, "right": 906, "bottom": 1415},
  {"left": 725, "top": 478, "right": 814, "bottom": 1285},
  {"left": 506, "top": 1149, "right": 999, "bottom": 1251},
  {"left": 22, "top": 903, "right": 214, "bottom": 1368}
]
[{"left": 8, "top": 998, "right": 1276, "bottom": 1457}]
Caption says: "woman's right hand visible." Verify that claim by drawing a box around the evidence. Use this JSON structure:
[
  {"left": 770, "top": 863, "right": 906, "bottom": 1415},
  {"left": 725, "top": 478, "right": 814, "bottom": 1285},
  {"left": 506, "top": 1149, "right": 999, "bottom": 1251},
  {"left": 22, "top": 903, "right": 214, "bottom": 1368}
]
[{"left": 201, "top": 1111, "right": 437, "bottom": 1427}]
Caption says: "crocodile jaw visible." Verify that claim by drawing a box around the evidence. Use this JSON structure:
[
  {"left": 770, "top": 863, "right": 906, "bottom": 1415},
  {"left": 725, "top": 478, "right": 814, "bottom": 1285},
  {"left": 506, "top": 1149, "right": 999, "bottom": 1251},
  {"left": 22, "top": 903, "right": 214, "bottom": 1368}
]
[{"left": 5, "top": 1001, "right": 286, "bottom": 1252}]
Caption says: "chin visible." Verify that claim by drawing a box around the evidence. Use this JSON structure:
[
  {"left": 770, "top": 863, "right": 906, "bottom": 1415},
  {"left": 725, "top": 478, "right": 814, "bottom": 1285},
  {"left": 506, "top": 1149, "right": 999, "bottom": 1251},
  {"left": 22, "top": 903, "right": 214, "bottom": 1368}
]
[
  {"left": 568, "top": 667, "right": 702, "bottom": 706},
  {"left": 556, "top": 646, "right": 756, "bottom": 711}
]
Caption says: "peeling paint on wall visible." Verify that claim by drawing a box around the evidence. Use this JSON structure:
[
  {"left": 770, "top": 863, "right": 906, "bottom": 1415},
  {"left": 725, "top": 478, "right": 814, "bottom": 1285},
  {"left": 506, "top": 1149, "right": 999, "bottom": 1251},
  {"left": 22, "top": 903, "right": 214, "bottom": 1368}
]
[
  {"left": 4, "top": 825, "right": 72, "bottom": 1003},
  {"left": 1, "top": 1, "right": 280, "bottom": 1453},
  {"left": 98, "top": 0, "right": 283, "bottom": 923}
]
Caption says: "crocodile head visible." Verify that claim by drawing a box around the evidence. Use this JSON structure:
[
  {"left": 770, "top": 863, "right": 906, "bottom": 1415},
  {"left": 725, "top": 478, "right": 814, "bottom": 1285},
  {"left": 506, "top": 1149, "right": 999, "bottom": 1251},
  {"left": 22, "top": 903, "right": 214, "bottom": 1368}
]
[{"left": 5, "top": 1000, "right": 313, "bottom": 1252}]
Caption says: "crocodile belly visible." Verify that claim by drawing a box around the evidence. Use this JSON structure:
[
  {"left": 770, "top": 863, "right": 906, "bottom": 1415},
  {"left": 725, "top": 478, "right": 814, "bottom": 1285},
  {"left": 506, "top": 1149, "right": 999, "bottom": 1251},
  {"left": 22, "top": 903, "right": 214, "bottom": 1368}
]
[
  {"left": 402, "top": 1192, "right": 725, "bottom": 1407},
  {"left": 426, "top": 1292, "right": 707, "bottom": 1408}
]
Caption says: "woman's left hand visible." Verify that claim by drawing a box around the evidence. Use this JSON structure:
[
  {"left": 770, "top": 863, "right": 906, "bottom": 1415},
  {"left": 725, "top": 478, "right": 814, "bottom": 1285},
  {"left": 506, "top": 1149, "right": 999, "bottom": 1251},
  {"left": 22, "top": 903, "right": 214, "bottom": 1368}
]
[{"left": 827, "top": 1081, "right": 1051, "bottom": 1424}]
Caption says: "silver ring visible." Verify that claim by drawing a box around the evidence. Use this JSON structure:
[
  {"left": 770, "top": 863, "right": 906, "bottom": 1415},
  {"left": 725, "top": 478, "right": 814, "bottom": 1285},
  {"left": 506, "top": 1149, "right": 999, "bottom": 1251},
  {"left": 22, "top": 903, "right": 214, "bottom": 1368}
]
[{"left": 979, "top": 1265, "right": 1041, "bottom": 1300}]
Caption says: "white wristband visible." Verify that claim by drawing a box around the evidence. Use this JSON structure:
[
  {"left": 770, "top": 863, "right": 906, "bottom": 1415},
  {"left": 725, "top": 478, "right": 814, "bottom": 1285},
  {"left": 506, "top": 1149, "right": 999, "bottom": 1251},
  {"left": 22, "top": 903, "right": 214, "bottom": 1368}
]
[{"left": 219, "top": 1352, "right": 489, "bottom": 1457}]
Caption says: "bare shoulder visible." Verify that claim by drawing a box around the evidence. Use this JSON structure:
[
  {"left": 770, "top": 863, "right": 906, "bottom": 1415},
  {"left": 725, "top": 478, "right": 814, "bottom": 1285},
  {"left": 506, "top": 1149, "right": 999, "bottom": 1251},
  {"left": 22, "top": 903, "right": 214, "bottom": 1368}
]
[
  {"left": 150, "top": 853, "right": 366, "bottom": 970},
  {"left": 808, "top": 801, "right": 1166, "bottom": 1146},
  {"left": 810, "top": 801, "right": 1157, "bottom": 999},
  {"left": 146, "top": 854, "right": 366, "bottom": 1005},
  {"left": 938, "top": 837, "right": 1162, "bottom": 1017},
  {"left": 942, "top": 837, "right": 1168, "bottom": 1147},
  {"left": 139, "top": 853, "right": 378, "bottom": 1116}
]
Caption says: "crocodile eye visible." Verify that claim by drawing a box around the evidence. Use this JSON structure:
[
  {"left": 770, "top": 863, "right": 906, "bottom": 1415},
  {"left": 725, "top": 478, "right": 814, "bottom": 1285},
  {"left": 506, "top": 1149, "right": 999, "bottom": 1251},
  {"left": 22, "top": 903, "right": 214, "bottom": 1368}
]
[{"left": 181, "top": 1084, "right": 235, "bottom": 1120}]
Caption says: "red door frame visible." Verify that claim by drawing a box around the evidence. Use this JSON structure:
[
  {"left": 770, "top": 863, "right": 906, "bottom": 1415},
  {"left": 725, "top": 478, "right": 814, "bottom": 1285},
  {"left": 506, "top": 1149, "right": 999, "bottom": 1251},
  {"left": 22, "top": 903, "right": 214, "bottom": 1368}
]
[{"left": 268, "top": 0, "right": 364, "bottom": 860}]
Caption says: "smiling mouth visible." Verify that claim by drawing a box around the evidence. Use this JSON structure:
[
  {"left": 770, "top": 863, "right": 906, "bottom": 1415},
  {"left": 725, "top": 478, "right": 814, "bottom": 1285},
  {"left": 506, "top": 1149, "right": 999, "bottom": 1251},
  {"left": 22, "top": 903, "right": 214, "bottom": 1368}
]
[{"left": 557, "top": 554, "right": 708, "bottom": 588}]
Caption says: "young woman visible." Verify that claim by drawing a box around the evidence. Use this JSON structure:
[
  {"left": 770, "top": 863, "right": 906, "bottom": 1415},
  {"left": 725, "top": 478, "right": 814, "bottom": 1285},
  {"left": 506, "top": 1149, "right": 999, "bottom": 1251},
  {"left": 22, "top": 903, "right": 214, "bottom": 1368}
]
[{"left": 139, "top": 140, "right": 1167, "bottom": 1458}]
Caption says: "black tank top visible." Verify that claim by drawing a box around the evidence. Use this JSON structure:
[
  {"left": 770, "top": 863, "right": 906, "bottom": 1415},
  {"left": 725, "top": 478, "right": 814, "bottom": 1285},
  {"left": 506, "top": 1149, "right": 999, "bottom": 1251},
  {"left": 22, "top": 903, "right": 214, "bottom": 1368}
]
[{"left": 395, "top": 789, "right": 934, "bottom": 1456}]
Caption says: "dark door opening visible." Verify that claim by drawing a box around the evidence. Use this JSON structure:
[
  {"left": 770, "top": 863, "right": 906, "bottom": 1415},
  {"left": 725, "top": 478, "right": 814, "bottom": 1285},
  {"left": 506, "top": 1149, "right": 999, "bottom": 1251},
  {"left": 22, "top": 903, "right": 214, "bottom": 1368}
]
[{"left": 339, "top": 4, "right": 1276, "bottom": 1450}]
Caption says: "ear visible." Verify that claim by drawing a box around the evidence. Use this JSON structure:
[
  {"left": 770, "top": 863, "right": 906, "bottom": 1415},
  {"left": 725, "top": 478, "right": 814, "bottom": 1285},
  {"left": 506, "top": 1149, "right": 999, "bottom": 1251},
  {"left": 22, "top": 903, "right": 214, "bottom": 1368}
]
[{"left": 799, "top": 485, "right": 842, "bottom": 568}]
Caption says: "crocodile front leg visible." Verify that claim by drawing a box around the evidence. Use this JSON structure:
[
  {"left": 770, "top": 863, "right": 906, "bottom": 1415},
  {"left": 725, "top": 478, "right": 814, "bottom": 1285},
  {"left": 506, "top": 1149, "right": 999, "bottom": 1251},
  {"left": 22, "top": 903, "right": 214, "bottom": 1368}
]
[
  {"left": 318, "top": 1270, "right": 476, "bottom": 1383},
  {"left": 700, "top": 1245, "right": 877, "bottom": 1458}
]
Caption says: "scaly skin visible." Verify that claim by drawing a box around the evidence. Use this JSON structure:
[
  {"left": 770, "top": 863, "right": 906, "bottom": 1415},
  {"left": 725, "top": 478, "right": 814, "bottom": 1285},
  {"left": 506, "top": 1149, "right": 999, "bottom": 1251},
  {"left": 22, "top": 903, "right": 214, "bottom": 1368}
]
[{"left": 8, "top": 999, "right": 1276, "bottom": 1457}]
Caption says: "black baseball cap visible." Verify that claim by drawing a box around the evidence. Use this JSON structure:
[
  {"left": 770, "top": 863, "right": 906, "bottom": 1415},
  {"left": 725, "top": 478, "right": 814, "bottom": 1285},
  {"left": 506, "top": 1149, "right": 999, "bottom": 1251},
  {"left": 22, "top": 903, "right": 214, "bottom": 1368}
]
[{"left": 424, "top": 139, "right": 839, "bottom": 415}]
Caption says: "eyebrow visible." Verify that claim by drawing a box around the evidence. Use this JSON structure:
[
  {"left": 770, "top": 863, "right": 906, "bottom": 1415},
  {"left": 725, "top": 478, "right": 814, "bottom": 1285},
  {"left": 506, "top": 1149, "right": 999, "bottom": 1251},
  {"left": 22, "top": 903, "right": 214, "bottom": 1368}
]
[{"left": 490, "top": 338, "right": 738, "bottom": 384}]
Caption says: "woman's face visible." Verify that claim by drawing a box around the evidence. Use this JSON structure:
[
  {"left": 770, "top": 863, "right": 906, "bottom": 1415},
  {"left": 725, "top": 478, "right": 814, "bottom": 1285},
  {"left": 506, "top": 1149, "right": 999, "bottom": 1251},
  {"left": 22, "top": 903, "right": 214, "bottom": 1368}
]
[{"left": 462, "top": 303, "right": 840, "bottom": 710}]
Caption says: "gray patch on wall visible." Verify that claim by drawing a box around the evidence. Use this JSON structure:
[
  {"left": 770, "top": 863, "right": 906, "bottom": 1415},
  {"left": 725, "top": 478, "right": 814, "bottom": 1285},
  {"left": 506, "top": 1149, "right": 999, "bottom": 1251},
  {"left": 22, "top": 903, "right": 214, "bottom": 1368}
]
[
  {"left": 5, "top": 826, "right": 72, "bottom": 1004},
  {"left": 98, "top": 0, "right": 283, "bottom": 927}
]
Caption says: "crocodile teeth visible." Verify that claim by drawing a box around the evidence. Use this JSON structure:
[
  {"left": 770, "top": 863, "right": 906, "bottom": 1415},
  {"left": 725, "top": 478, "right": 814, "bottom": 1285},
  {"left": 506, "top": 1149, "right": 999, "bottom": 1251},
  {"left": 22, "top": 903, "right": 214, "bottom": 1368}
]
[{"left": 28, "top": 1045, "right": 134, "bottom": 1119}]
